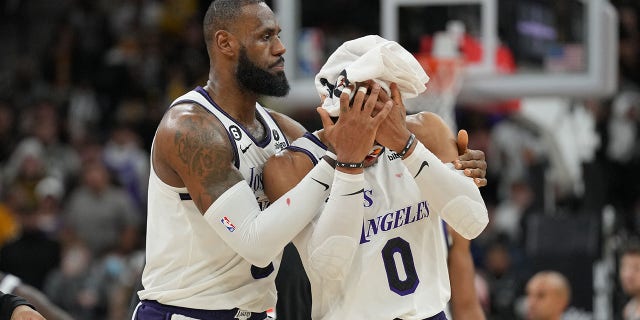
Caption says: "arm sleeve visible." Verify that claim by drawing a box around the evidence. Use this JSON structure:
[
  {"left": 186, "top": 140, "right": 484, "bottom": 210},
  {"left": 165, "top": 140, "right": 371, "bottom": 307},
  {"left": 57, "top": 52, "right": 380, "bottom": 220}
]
[
  {"left": 204, "top": 159, "right": 337, "bottom": 267},
  {"left": 308, "top": 170, "right": 365, "bottom": 280},
  {"left": 0, "top": 291, "right": 35, "bottom": 320},
  {"left": 403, "top": 141, "right": 488, "bottom": 239}
]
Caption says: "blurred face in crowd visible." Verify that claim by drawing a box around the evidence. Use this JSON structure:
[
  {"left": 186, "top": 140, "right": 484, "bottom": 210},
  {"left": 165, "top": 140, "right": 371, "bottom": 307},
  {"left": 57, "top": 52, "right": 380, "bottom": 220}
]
[
  {"left": 621, "top": 252, "right": 640, "bottom": 296},
  {"left": 525, "top": 272, "right": 569, "bottom": 320}
]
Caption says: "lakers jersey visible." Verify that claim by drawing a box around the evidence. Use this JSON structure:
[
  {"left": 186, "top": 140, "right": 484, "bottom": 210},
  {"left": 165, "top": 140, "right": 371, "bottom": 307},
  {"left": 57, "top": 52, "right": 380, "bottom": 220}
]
[
  {"left": 138, "top": 87, "right": 288, "bottom": 311},
  {"left": 290, "top": 134, "right": 451, "bottom": 320}
]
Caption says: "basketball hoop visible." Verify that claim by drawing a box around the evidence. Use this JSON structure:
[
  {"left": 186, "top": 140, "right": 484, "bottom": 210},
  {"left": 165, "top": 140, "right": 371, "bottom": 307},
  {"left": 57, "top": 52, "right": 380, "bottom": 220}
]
[{"left": 407, "top": 53, "right": 465, "bottom": 130}]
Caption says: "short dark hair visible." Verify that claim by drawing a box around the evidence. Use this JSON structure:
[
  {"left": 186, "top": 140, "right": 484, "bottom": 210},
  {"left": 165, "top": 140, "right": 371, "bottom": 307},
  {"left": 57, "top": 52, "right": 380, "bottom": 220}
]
[
  {"left": 203, "top": 0, "right": 265, "bottom": 46},
  {"left": 621, "top": 237, "right": 640, "bottom": 258}
]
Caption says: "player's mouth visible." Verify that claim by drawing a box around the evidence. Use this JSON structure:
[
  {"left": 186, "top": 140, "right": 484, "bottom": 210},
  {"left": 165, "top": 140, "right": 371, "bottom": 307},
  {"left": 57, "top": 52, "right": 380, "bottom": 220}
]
[{"left": 270, "top": 58, "right": 285, "bottom": 71}]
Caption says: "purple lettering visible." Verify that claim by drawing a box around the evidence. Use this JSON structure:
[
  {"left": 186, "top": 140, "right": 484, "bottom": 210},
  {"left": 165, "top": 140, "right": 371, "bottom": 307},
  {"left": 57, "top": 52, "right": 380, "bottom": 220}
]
[{"left": 380, "top": 212, "right": 395, "bottom": 231}]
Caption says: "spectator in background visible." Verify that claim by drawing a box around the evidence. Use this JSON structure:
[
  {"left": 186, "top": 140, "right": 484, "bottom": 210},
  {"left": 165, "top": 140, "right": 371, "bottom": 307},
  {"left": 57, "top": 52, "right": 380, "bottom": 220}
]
[
  {"left": 103, "top": 124, "right": 150, "bottom": 211},
  {"left": 43, "top": 243, "right": 100, "bottom": 319},
  {"left": 620, "top": 240, "right": 640, "bottom": 320},
  {"left": 0, "top": 197, "right": 61, "bottom": 290},
  {"left": 524, "top": 271, "right": 570, "bottom": 320},
  {"left": 4, "top": 100, "right": 80, "bottom": 192},
  {"left": 62, "top": 160, "right": 141, "bottom": 259},
  {"left": 481, "top": 238, "right": 523, "bottom": 320},
  {"left": 33, "top": 176, "right": 66, "bottom": 239}
]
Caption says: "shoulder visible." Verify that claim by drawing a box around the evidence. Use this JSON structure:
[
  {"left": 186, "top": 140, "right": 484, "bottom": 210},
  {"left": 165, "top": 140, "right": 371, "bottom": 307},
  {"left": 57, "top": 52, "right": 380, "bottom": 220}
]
[
  {"left": 264, "top": 108, "right": 307, "bottom": 142},
  {"left": 153, "top": 102, "right": 235, "bottom": 185},
  {"left": 406, "top": 111, "right": 452, "bottom": 140},
  {"left": 156, "top": 103, "right": 231, "bottom": 153},
  {"left": 407, "top": 111, "right": 457, "bottom": 162}
]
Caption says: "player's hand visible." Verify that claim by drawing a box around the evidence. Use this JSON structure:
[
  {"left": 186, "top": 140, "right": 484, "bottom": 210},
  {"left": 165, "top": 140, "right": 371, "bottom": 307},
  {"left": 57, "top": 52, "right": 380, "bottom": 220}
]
[
  {"left": 11, "top": 305, "right": 46, "bottom": 320},
  {"left": 317, "top": 82, "right": 391, "bottom": 165},
  {"left": 453, "top": 129, "right": 487, "bottom": 187},
  {"left": 374, "top": 82, "right": 412, "bottom": 153}
]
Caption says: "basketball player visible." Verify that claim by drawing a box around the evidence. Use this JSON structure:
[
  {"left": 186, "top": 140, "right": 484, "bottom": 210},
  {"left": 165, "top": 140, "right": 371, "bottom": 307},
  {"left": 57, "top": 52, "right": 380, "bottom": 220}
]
[
  {"left": 133, "top": 0, "right": 392, "bottom": 319},
  {"left": 263, "top": 82, "right": 489, "bottom": 319},
  {"left": 445, "top": 224, "right": 487, "bottom": 320},
  {"left": 445, "top": 131, "right": 487, "bottom": 320}
]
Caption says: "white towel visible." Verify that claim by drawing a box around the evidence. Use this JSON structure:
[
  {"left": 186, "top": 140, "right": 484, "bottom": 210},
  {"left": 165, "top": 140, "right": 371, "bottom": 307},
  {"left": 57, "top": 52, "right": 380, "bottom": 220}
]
[{"left": 315, "top": 35, "right": 430, "bottom": 116}]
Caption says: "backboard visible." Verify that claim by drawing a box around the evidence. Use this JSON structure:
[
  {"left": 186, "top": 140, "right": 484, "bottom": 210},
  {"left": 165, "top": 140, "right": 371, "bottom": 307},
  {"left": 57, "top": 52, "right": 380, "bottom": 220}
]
[{"left": 268, "top": 0, "right": 618, "bottom": 109}]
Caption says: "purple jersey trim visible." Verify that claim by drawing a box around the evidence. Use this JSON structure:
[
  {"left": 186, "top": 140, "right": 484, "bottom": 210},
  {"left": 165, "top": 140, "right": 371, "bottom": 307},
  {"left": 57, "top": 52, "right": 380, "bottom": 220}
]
[
  {"left": 195, "top": 87, "right": 274, "bottom": 148},
  {"left": 285, "top": 132, "right": 328, "bottom": 165},
  {"left": 136, "top": 300, "right": 268, "bottom": 320}
]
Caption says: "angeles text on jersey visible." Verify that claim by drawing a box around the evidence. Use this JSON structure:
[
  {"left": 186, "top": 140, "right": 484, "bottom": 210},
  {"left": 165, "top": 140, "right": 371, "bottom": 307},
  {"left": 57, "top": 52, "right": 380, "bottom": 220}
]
[{"left": 360, "top": 197, "right": 431, "bottom": 244}]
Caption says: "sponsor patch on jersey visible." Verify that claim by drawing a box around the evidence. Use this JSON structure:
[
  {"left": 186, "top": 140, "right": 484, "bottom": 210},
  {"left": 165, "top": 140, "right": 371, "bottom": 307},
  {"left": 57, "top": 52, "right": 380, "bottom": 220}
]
[
  {"left": 221, "top": 216, "right": 236, "bottom": 232},
  {"left": 234, "top": 310, "right": 252, "bottom": 320}
]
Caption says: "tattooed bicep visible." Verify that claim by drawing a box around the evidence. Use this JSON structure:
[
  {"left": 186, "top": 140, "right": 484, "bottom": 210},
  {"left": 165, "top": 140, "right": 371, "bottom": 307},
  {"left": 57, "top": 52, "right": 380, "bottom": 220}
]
[{"left": 167, "top": 110, "right": 243, "bottom": 212}]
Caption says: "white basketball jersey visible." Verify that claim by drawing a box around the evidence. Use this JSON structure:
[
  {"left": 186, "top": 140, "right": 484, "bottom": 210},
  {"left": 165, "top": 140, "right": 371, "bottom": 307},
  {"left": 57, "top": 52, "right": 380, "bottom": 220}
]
[
  {"left": 290, "top": 134, "right": 451, "bottom": 320},
  {"left": 138, "top": 87, "right": 289, "bottom": 311}
]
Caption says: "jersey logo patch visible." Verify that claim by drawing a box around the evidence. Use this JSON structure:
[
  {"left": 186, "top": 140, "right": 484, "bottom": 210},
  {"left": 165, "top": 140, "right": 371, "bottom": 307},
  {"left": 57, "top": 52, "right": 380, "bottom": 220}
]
[
  {"left": 221, "top": 216, "right": 236, "bottom": 232},
  {"left": 234, "top": 310, "right": 252, "bottom": 320},
  {"left": 240, "top": 143, "right": 252, "bottom": 153}
]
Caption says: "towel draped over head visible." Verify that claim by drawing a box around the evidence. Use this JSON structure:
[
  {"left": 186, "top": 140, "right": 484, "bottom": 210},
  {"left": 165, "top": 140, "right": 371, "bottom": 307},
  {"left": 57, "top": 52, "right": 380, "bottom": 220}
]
[{"left": 314, "top": 35, "right": 430, "bottom": 116}]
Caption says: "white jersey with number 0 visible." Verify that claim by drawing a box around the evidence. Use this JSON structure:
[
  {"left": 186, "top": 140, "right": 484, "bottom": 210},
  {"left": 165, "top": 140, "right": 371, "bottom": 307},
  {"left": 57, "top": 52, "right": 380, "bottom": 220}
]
[{"left": 290, "top": 134, "right": 451, "bottom": 320}]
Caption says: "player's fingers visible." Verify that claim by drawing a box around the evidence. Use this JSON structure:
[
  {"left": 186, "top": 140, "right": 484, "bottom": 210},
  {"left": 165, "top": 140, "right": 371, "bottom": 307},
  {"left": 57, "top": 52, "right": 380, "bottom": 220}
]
[
  {"left": 457, "top": 149, "right": 485, "bottom": 163},
  {"left": 456, "top": 159, "right": 487, "bottom": 172},
  {"left": 456, "top": 129, "right": 469, "bottom": 155},
  {"left": 377, "top": 82, "right": 391, "bottom": 103},
  {"left": 474, "top": 177, "right": 488, "bottom": 187},
  {"left": 317, "top": 107, "right": 335, "bottom": 129},
  {"left": 339, "top": 87, "right": 352, "bottom": 116},
  {"left": 389, "top": 82, "right": 403, "bottom": 106},
  {"left": 372, "top": 100, "right": 393, "bottom": 125},
  {"left": 363, "top": 84, "right": 379, "bottom": 115},
  {"left": 463, "top": 168, "right": 487, "bottom": 179},
  {"left": 353, "top": 85, "right": 369, "bottom": 113}
]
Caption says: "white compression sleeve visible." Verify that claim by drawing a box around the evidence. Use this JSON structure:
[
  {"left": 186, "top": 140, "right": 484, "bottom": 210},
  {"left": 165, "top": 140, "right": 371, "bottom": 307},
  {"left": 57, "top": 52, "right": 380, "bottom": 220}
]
[
  {"left": 204, "top": 160, "right": 335, "bottom": 267},
  {"left": 308, "top": 170, "right": 365, "bottom": 280},
  {"left": 403, "top": 141, "right": 488, "bottom": 239}
]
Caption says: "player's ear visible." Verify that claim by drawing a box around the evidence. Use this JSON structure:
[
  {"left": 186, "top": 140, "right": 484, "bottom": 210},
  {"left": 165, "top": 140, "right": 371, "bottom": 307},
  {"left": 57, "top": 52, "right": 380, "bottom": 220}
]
[{"left": 215, "top": 30, "right": 237, "bottom": 57}]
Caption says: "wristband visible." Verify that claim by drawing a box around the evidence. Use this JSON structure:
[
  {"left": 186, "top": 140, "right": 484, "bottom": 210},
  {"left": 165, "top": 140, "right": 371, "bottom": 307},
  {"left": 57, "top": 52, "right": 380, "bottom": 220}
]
[
  {"left": 322, "top": 155, "right": 337, "bottom": 168},
  {"left": 335, "top": 161, "right": 364, "bottom": 169},
  {"left": 397, "top": 133, "right": 416, "bottom": 158}
]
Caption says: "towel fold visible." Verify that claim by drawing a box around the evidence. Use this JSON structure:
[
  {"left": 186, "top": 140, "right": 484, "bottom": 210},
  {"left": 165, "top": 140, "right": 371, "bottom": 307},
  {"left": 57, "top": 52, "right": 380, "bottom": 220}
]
[{"left": 315, "top": 35, "right": 430, "bottom": 116}]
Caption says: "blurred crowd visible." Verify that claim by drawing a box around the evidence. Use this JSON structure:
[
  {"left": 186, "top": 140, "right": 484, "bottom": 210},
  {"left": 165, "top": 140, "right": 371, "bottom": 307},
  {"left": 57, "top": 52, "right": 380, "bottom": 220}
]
[
  {"left": 0, "top": 0, "right": 638, "bottom": 319},
  {"left": 0, "top": 0, "right": 212, "bottom": 318}
]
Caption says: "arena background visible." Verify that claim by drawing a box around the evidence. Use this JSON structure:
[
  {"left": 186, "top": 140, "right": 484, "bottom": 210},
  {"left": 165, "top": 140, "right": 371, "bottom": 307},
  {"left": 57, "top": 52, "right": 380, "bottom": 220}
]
[{"left": 0, "top": 0, "right": 638, "bottom": 319}]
